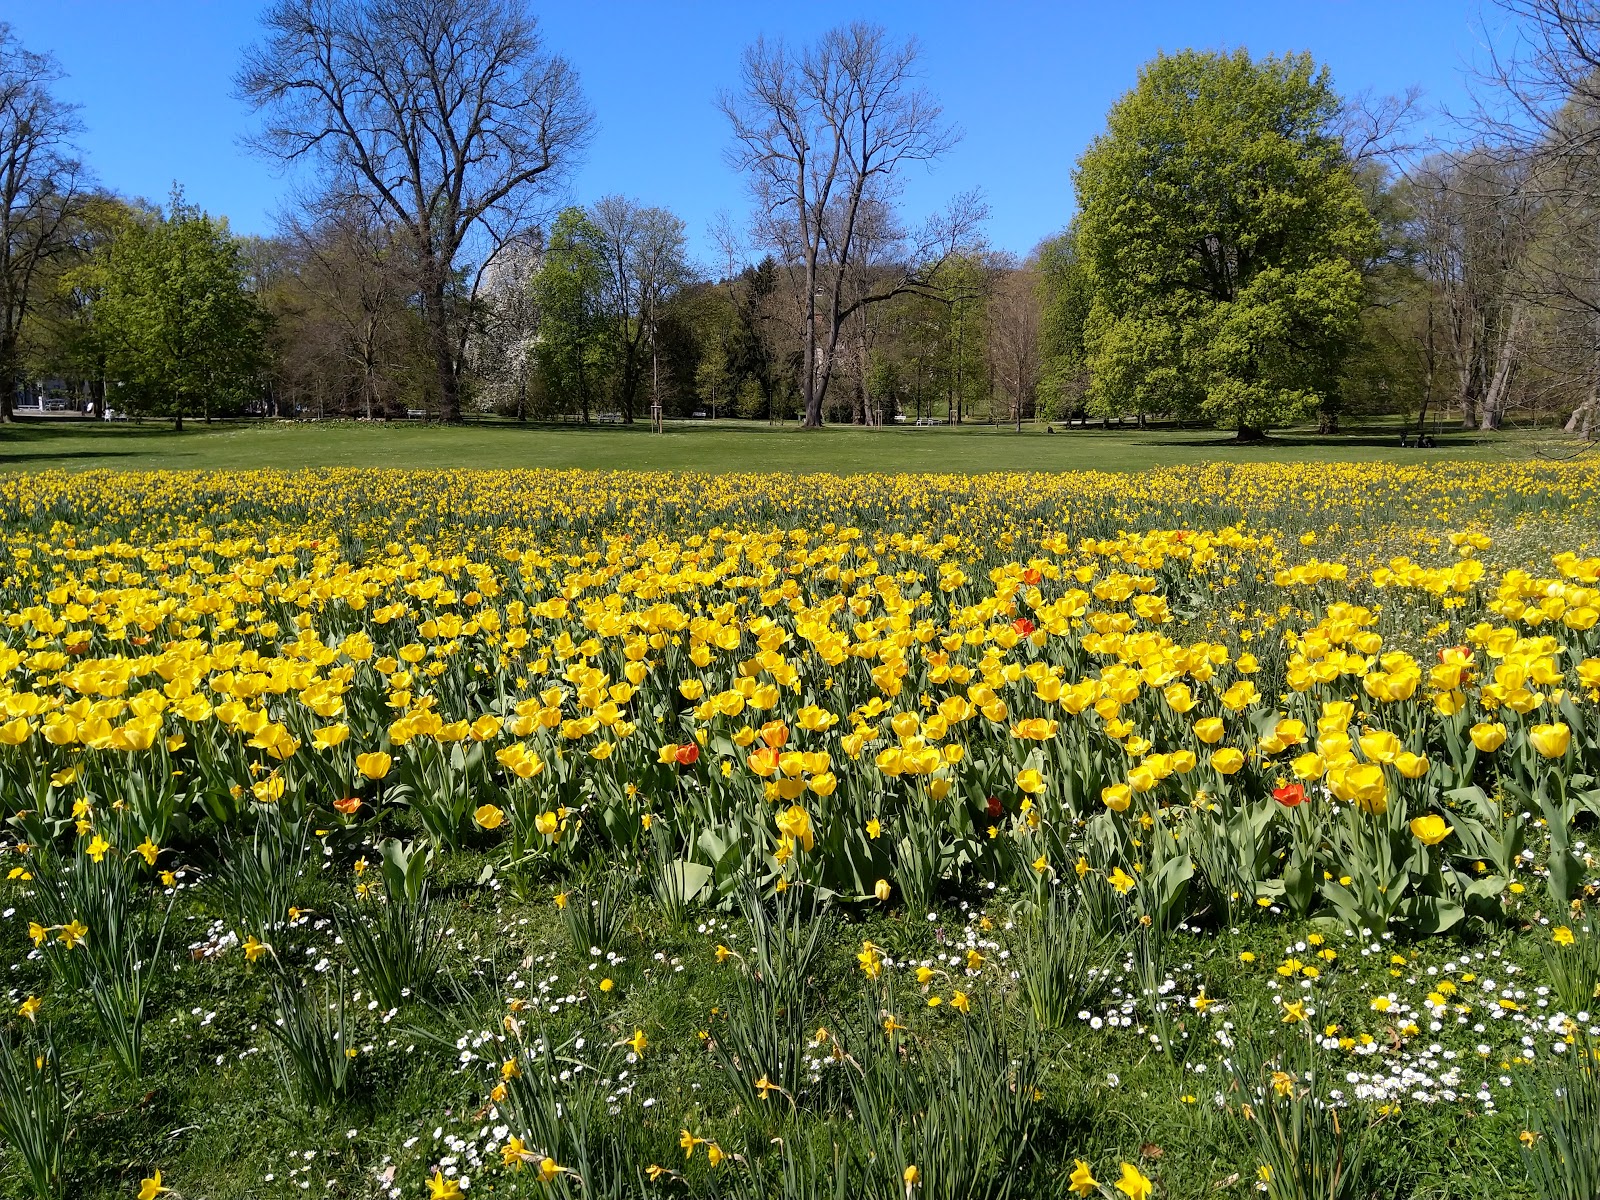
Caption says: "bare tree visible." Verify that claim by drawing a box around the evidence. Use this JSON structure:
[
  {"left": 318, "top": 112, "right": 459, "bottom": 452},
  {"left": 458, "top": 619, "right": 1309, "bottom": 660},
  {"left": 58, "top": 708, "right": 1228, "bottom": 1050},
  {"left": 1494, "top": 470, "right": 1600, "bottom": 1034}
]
[
  {"left": 280, "top": 192, "right": 417, "bottom": 419},
  {"left": 1407, "top": 151, "right": 1539, "bottom": 429},
  {"left": 1335, "top": 86, "right": 1426, "bottom": 168},
  {"left": 721, "top": 22, "right": 979, "bottom": 428},
  {"left": 238, "top": 0, "right": 592, "bottom": 422},
  {"left": 0, "top": 24, "right": 86, "bottom": 424},
  {"left": 1465, "top": 1, "right": 1600, "bottom": 437},
  {"left": 590, "top": 197, "right": 691, "bottom": 423},
  {"left": 987, "top": 257, "right": 1041, "bottom": 432}
]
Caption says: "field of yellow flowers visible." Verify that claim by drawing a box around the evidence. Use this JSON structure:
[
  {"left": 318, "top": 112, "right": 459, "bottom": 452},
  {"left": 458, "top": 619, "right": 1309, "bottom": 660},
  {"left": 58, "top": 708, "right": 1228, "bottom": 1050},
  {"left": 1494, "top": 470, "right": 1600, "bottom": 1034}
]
[{"left": 1, "top": 461, "right": 1599, "bottom": 1200}]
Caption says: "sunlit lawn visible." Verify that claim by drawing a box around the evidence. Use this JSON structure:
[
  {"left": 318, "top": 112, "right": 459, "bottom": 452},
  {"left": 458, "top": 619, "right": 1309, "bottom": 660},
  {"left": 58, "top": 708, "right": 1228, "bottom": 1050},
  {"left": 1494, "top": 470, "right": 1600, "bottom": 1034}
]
[{"left": 0, "top": 414, "right": 1528, "bottom": 474}]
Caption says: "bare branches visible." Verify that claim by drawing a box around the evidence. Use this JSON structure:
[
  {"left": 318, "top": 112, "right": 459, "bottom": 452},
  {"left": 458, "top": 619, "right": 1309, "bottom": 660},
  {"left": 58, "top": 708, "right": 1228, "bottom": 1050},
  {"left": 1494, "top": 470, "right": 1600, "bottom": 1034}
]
[
  {"left": 237, "top": 0, "right": 592, "bottom": 419},
  {"left": 721, "top": 22, "right": 965, "bottom": 427},
  {"left": 1336, "top": 85, "right": 1426, "bottom": 167},
  {"left": 0, "top": 23, "right": 89, "bottom": 423}
]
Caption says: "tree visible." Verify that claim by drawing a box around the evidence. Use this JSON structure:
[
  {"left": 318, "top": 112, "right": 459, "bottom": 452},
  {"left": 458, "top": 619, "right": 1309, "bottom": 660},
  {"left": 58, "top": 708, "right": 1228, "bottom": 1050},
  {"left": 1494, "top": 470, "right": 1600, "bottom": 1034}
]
[
  {"left": 1468, "top": 0, "right": 1600, "bottom": 438},
  {"left": 238, "top": 0, "right": 592, "bottom": 422},
  {"left": 475, "top": 227, "right": 542, "bottom": 421},
  {"left": 589, "top": 197, "right": 692, "bottom": 423},
  {"left": 1074, "top": 50, "right": 1379, "bottom": 437},
  {"left": 1036, "top": 226, "right": 1094, "bottom": 421},
  {"left": 276, "top": 193, "right": 419, "bottom": 420},
  {"left": 0, "top": 23, "right": 86, "bottom": 423},
  {"left": 709, "top": 218, "right": 792, "bottom": 421},
  {"left": 987, "top": 256, "right": 1042, "bottom": 431},
  {"left": 720, "top": 22, "right": 970, "bottom": 428},
  {"left": 928, "top": 252, "right": 993, "bottom": 424},
  {"left": 532, "top": 207, "right": 608, "bottom": 422},
  {"left": 90, "top": 191, "right": 266, "bottom": 430},
  {"left": 1405, "top": 152, "right": 1538, "bottom": 431}
]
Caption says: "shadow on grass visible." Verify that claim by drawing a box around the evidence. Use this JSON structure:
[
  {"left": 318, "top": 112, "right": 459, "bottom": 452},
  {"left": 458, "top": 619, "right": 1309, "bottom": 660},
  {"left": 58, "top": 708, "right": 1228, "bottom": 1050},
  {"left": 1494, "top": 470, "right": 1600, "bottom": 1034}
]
[
  {"left": 0, "top": 448, "right": 151, "bottom": 465},
  {"left": 1147, "top": 432, "right": 1488, "bottom": 450}
]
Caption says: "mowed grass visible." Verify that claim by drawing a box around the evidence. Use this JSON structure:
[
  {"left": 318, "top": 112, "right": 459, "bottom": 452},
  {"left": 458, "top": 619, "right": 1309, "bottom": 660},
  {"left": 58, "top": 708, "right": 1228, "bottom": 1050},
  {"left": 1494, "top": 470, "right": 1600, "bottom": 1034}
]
[{"left": 0, "top": 414, "right": 1528, "bottom": 474}]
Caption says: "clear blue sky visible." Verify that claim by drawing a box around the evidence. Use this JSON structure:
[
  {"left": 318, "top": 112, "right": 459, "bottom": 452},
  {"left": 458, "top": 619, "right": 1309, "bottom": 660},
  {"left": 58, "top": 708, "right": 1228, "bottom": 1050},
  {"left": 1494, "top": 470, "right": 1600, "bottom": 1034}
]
[{"left": 7, "top": 1, "right": 1497, "bottom": 264}]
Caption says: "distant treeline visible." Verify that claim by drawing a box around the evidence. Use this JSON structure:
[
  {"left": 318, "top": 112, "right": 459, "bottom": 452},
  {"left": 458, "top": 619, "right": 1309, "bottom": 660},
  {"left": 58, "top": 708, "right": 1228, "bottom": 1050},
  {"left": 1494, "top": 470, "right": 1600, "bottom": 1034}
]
[{"left": 2, "top": 2, "right": 1598, "bottom": 438}]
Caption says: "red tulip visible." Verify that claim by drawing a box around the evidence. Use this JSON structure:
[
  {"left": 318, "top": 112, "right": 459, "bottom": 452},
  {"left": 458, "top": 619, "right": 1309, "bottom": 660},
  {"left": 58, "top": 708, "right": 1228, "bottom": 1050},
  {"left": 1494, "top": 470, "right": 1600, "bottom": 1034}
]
[
  {"left": 1272, "top": 783, "right": 1305, "bottom": 807},
  {"left": 675, "top": 742, "right": 700, "bottom": 766},
  {"left": 986, "top": 795, "right": 1003, "bottom": 819},
  {"left": 1012, "top": 618, "right": 1036, "bottom": 635}
]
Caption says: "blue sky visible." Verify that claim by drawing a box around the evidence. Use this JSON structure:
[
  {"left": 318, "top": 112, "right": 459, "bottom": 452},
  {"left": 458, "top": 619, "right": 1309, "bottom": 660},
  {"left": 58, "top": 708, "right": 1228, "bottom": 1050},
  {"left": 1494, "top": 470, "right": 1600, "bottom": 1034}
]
[{"left": 8, "top": 1, "right": 1498, "bottom": 264}]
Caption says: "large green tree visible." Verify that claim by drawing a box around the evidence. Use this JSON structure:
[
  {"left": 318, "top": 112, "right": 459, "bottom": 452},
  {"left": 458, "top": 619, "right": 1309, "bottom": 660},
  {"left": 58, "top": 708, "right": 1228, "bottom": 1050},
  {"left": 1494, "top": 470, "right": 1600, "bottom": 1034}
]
[
  {"left": 1074, "top": 50, "right": 1379, "bottom": 437},
  {"left": 1036, "top": 223, "right": 1094, "bottom": 421},
  {"left": 532, "top": 207, "right": 610, "bottom": 422},
  {"left": 91, "top": 191, "right": 266, "bottom": 430}
]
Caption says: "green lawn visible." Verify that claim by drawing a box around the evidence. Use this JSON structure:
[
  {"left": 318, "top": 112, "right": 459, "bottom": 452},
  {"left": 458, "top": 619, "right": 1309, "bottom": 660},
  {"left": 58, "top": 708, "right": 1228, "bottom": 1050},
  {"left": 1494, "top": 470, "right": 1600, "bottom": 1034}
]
[{"left": 0, "top": 414, "right": 1527, "bottom": 473}]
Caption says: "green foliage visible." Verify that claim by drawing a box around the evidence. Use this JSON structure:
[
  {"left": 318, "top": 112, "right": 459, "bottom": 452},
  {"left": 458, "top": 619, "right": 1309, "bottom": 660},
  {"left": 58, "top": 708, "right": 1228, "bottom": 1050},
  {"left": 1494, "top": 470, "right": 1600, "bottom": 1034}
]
[
  {"left": 1036, "top": 226, "right": 1094, "bottom": 420},
  {"left": 207, "top": 808, "right": 308, "bottom": 953},
  {"left": 1074, "top": 50, "right": 1379, "bottom": 433},
  {"left": 1226, "top": 1016, "right": 1377, "bottom": 1200},
  {"left": 558, "top": 869, "right": 634, "bottom": 956},
  {"left": 335, "top": 887, "right": 444, "bottom": 1010},
  {"left": 266, "top": 969, "right": 354, "bottom": 1110},
  {"left": 707, "top": 886, "right": 832, "bottom": 1110},
  {"left": 846, "top": 997, "right": 1044, "bottom": 1199},
  {"left": 1542, "top": 918, "right": 1600, "bottom": 1019},
  {"left": 27, "top": 833, "right": 174, "bottom": 1079},
  {"left": 0, "top": 1025, "right": 71, "bottom": 1200},
  {"left": 1015, "top": 887, "right": 1117, "bottom": 1029},
  {"left": 1518, "top": 1035, "right": 1600, "bottom": 1200},
  {"left": 84, "top": 189, "right": 266, "bottom": 428},
  {"left": 532, "top": 208, "right": 612, "bottom": 420},
  {"left": 500, "top": 1030, "right": 648, "bottom": 1199}
]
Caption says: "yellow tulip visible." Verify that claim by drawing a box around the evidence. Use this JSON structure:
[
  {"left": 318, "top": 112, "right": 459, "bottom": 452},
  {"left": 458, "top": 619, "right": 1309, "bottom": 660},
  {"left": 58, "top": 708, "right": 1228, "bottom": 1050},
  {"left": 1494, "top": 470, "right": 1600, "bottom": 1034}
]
[
  {"left": 1469, "top": 722, "right": 1506, "bottom": 752},
  {"left": 1529, "top": 723, "right": 1571, "bottom": 758},
  {"left": 1101, "top": 783, "right": 1133, "bottom": 812},
  {"left": 1210, "top": 747, "right": 1245, "bottom": 775},
  {"left": 1291, "top": 751, "right": 1326, "bottom": 780},
  {"left": 1358, "top": 729, "right": 1400, "bottom": 764},
  {"left": 1394, "top": 751, "right": 1429, "bottom": 779},
  {"left": 774, "top": 804, "right": 814, "bottom": 852},
  {"left": 355, "top": 751, "right": 392, "bottom": 780},
  {"left": 1408, "top": 814, "right": 1453, "bottom": 846}
]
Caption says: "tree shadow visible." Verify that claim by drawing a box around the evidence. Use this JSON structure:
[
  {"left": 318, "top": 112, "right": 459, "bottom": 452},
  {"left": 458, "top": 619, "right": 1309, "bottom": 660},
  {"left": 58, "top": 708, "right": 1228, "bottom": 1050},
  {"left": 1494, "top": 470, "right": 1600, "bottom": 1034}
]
[{"left": 0, "top": 447, "right": 149, "bottom": 465}]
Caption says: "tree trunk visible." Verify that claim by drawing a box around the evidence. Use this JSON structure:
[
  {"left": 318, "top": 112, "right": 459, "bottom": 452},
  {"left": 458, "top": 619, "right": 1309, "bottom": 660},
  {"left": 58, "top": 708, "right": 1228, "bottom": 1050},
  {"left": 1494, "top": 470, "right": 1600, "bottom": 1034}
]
[
  {"left": 802, "top": 247, "right": 821, "bottom": 428},
  {"left": 423, "top": 272, "right": 462, "bottom": 423},
  {"left": 1478, "top": 305, "right": 1525, "bottom": 432},
  {"left": 0, "top": 333, "right": 17, "bottom": 423},
  {"left": 1458, "top": 344, "right": 1480, "bottom": 429}
]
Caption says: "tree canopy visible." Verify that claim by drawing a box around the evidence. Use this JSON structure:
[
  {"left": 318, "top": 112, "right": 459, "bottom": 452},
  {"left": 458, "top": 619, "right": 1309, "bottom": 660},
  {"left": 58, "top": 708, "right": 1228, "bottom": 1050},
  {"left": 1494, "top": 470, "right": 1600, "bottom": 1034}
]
[
  {"left": 1074, "top": 49, "right": 1379, "bottom": 435},
  {"left": 88, "top": 192, "right": 265, "bottom": 429}
]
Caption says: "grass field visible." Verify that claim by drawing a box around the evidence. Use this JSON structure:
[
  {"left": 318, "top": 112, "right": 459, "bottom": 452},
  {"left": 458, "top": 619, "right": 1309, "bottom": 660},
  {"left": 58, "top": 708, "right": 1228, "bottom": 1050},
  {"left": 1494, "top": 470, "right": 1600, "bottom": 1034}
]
[{"left": 0, "top": 414, "right": 1530, "bottom": 473}]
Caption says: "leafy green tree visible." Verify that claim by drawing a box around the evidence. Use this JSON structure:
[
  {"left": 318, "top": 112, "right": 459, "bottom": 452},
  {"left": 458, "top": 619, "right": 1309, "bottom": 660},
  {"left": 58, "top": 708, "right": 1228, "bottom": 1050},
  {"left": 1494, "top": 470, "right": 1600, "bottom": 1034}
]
[
  {"left": 1074, "top": 50, "right": 1379, "bottom": 437},
  {"left": 91, "top": 191, "right": 266, "bottom": 430},
  {"left": 532, "top": 207, "right": 610, "bottom": 422},
  {"left": 1036, "top": 225, "right": 1094, "bottom": 421}
]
